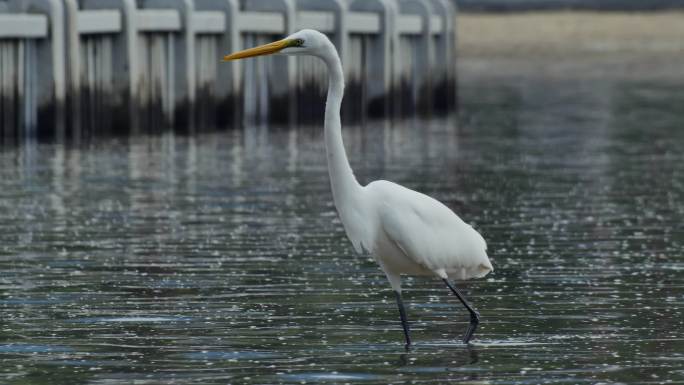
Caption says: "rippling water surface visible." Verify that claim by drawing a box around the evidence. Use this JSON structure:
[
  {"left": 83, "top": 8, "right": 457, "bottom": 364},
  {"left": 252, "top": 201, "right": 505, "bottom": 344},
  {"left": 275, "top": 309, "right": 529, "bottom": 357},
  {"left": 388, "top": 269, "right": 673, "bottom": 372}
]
[{"left": 2, "top": 61, "right": 684, "bottom": 384}]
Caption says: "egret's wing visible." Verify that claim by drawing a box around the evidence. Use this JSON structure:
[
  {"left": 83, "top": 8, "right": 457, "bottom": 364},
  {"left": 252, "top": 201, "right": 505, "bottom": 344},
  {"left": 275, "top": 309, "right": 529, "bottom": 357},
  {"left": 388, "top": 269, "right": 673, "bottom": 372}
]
[
  {"left": 379, "top": 200, "right": 448, "bottom": 272},
  {"left": 373, "top": 181, "right": 490, "bottom": 278}
]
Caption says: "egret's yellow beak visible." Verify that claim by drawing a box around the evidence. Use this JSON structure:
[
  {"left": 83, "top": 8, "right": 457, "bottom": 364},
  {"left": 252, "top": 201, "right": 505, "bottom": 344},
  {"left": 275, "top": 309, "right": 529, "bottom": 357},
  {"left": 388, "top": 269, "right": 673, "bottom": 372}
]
[{"left": 222, "top": 39, "right": 294, "bottom": 61}]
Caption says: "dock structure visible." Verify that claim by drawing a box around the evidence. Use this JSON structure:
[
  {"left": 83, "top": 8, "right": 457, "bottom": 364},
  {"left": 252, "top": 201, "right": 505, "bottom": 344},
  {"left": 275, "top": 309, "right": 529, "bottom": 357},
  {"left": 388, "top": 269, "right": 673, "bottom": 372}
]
[{"left": 0, "top": 0, "right": 457, "bottom": 139}]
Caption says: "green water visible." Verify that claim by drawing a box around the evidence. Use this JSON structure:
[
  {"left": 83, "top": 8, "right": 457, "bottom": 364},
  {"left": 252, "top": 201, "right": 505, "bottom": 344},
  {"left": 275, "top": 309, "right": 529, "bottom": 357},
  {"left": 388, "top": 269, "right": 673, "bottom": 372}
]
[{"left": 1, "top": 67, "right": 684, "bottom": 384}]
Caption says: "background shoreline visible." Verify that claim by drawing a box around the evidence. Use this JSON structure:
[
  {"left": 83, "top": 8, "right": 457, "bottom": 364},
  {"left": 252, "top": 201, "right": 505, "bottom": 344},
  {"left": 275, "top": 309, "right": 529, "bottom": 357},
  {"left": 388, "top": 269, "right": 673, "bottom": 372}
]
[
  {"left": 457, "top": 11, "right": 684, "bottom": 80},
  {"left": 456, "top": 0, "right": 684, "bottom": 12}
]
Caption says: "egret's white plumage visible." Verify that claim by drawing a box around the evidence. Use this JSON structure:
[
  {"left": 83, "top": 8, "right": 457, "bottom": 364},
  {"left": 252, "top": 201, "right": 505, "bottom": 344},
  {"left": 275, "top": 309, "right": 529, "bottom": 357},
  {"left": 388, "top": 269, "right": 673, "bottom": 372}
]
[
  {"left": 223, "top": 29, "right": 493, "bottom": 346},
  {"left": 368, "top": 180, "right": 493, "bottom": 280}
]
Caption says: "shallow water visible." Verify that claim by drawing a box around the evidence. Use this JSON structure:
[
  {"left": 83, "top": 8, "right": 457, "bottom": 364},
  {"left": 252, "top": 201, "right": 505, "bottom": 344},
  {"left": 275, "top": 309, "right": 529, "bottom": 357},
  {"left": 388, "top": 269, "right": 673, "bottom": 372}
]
[{"left": 2, "top": 64, "right": 684, "bottom": 384}]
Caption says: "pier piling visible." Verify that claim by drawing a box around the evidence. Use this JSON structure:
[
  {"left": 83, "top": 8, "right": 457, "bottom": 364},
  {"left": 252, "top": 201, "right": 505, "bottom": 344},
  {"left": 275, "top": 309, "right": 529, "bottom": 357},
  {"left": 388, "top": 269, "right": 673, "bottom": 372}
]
[{"left": 0, "top": 0, "right": 458, "bottom": 139}]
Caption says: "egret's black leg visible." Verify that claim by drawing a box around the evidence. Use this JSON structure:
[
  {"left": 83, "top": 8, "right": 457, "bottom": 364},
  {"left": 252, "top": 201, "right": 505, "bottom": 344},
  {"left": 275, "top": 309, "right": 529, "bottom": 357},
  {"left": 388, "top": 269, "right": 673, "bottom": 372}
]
[
  {"left": 443, "top": 279, "right": 480, "bottom": 344},
  {"left": 394, "top": 291, "right": 412, "bottom": 349}
]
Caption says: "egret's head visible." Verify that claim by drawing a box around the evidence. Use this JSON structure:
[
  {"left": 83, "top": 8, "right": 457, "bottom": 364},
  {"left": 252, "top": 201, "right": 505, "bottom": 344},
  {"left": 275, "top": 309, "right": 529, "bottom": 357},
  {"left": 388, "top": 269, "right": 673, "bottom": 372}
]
[{"left": 222, "top": 29, "right": 331, "bottom": 61}]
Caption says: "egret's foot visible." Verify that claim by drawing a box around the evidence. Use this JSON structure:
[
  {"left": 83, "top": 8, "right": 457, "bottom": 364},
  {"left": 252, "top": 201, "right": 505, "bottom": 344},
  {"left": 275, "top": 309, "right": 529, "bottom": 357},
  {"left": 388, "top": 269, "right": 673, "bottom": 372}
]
[
  {"left": 442, "top": 279, "right": 481, "bottom": 345},
  {"left": 462, "top": 310, "right": 480, "bottom": 344}
]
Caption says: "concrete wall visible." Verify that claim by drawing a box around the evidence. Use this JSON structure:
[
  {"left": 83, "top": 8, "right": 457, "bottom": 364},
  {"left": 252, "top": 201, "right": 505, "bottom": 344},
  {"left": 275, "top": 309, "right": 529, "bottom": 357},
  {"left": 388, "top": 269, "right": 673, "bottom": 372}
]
[{"left": 0, "top": 0, "right": 457, "bottom": 139}]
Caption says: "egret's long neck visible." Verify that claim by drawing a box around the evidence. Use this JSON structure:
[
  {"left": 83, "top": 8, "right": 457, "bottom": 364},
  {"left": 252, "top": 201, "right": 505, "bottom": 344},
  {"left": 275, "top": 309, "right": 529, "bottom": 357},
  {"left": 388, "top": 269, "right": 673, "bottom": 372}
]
[{"left": 322, "top": 50, "right": 362, "bottom": 210}]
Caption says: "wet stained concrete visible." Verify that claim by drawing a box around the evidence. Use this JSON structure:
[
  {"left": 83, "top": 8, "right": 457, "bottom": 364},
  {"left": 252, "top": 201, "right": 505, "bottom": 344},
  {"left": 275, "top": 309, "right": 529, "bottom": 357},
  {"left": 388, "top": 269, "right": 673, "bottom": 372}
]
[{"left": 1, "top": 39, "right": 684, "bottom": 384}]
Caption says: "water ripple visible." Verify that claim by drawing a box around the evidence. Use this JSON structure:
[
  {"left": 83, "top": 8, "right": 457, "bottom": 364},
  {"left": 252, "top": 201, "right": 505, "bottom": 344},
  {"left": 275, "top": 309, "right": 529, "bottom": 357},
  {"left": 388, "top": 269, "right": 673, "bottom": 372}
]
[{"left": 1, "top": 70, "right": 684, "bottom": 384}]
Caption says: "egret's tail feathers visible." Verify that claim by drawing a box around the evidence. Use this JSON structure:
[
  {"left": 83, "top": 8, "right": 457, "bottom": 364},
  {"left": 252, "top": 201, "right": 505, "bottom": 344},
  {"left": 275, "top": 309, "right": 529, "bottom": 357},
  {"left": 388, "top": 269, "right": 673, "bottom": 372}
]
[
  {"left": 481, "top": 260, "right": 494, "bottom": 274},
  {"left": 448, "top": 262, "right": 493, "bottom": 281},
  {"left": 478, "top": 262, "right": 493, "bottom": 276}
]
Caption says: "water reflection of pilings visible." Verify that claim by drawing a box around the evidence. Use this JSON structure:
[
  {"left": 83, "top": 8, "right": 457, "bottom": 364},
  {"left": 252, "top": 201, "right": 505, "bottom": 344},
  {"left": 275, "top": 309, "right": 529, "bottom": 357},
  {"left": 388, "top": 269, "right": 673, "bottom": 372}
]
[{"left": 0, "top": 0, "right": 458, "bottom": 141}]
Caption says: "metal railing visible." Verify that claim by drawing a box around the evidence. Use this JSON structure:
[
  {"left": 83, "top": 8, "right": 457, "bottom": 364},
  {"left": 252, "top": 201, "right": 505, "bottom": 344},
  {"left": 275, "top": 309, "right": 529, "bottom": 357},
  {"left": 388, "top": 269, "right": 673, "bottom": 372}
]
[{"left": 0, "top": 0, "right": 457, "bottom": 139}]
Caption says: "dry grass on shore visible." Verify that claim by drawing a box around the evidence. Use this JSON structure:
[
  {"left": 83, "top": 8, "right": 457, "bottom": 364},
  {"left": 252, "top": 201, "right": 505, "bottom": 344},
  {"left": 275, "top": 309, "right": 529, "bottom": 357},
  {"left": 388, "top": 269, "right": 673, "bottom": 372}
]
[
  {"left": 456, "top": 11, "right": 684, "bottom": 80},
  {"left": 458, "top": 11, "right": 684, "bottom": 55}
]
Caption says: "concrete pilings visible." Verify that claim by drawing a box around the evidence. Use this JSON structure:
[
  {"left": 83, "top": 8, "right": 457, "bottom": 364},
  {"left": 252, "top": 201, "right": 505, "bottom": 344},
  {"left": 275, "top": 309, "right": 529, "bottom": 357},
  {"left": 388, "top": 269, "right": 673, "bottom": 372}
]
[{"left": 0, "top": 0, "right": 457, "bottom": 139}]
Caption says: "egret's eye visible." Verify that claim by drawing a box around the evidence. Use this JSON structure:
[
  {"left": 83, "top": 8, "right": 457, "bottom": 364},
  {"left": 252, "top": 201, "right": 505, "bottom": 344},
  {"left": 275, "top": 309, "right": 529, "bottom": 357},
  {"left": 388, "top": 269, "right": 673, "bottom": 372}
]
[{"left": 293, "top": 38, "right": 304, "bottom": 47}]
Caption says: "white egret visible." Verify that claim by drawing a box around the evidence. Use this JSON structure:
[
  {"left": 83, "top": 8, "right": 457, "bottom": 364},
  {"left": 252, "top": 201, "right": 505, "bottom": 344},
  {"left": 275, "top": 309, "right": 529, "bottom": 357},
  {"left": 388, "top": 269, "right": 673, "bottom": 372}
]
[{"left": 223, "top": 29, "right": 493, "bottom": 346}]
